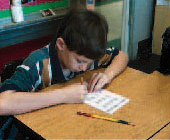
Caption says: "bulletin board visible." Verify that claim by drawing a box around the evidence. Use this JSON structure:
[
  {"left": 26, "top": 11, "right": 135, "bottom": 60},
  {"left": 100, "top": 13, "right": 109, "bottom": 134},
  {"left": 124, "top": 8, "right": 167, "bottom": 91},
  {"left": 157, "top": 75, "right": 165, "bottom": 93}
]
[{"left": 0, "top": 0, "right": 69, "bottom": 19}]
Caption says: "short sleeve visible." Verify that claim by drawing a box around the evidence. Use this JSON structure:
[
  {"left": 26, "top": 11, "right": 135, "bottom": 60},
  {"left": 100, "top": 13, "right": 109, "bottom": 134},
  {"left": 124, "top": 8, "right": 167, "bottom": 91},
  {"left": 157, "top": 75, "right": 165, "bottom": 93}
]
[
  {"left": 90, "top": 47, "right": 119, "bottom": 69},
  {"left": 0, "top": 49, "right": 46, "bottom": 93}
]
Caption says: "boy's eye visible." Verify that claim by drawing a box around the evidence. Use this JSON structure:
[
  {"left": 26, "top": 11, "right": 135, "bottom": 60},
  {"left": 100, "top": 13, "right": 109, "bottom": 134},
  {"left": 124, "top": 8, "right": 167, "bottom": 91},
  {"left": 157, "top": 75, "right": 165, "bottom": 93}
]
[{"left": 77, "top": 59, "right": 82, "bottom": 63}]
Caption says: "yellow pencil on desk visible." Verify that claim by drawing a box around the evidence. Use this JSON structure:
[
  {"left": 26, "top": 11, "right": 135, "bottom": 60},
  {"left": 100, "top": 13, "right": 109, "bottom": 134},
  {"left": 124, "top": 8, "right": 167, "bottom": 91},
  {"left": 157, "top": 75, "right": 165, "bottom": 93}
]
[{"left": 77, "top": 111, "right": 136, "bottom": 126}]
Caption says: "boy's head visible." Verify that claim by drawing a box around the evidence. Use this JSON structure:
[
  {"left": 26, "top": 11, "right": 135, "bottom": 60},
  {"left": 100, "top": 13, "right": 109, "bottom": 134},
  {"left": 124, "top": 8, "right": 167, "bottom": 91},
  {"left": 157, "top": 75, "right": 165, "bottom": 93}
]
[{"left": 56, "top": 9, "right": 108, "bottom": 60}]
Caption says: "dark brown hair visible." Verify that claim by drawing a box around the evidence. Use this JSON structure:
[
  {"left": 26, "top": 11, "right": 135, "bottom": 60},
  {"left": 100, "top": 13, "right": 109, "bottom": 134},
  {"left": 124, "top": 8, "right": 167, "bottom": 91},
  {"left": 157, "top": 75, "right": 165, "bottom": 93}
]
[{"left": 56, "top": 9, "right": 108, "bottom": 60}]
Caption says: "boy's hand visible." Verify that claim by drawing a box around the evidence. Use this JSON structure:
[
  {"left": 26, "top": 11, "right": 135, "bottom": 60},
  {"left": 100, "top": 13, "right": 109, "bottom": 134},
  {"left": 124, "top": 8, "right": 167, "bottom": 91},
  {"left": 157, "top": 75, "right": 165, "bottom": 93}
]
[
  {"left": 88, "top": 73, "right": 111, "bottom": 92},
  {"left": 62, "top": 83, "right": 87, "bottom": 104}
]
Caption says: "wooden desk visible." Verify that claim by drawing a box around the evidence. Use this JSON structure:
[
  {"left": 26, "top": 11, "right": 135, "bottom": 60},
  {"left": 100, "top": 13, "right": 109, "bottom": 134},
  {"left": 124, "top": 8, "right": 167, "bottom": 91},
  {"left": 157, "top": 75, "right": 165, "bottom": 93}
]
[
  {"left": 152, "top": 122, "right": 170, "bottom": 139},
  {"left": 16, "top": 67, "right": 170, "bottom": 139}
]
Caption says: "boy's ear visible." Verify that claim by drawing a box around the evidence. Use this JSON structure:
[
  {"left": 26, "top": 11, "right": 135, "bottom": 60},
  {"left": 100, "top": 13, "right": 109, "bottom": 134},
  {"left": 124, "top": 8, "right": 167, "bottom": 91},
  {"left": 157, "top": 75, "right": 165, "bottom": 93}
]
[{"left": 56, "top": 38, "right": 66, "bottom": 51}]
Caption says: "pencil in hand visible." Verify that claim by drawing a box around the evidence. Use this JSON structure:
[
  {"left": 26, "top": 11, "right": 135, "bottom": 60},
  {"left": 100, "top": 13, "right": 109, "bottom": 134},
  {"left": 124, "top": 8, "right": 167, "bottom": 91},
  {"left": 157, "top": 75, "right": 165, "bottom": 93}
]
[
  {"left": 77, "top": 111, "right": 136, "bottom": 126},
  {"left": 81, "top": 77, "right": 84, "bottom": 85}
]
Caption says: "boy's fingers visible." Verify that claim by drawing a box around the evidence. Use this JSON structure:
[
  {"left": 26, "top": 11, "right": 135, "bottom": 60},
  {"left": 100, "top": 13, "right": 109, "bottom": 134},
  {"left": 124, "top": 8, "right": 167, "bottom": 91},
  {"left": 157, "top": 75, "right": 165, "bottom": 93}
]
[
  {"left": 93, "top": 78, "right": 105, "bottom": 92},
  {"left": 81, "top": 92, "right": 85, "bottom": 99},
  {"left": 83, "top": 85, "right": 88, "bottom": 92},
  {"left": 89, "top": 73, "right": 102, "bottom": 92},
  {"left": 4, "top": 90, "right": 16, "bottom": 93},
  {"left": 88, "top": 73, "right": 98, "bottom": 92},
  {"left": 83, "top": 81, "right": 88, "bottom": 87},
  {"left": 88, "top": 73, "right": 97, "bottom": 88},
  {"left": 88, "top": 75, "right": 98, "bottom": 92}
]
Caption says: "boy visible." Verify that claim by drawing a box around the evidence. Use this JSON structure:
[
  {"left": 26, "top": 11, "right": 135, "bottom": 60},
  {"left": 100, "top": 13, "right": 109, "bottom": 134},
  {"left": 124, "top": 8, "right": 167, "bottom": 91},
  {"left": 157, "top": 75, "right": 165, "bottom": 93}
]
[{"left": 0, "top": 9, "right": 128, "bottom": 138}]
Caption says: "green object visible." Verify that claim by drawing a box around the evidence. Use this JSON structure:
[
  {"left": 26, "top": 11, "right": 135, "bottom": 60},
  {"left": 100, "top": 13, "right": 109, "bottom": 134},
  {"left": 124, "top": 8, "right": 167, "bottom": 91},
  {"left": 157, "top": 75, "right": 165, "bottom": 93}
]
[
  {"left": 0, "top": 9, "right": 11, "bottom": 18},
  {"left": 0, "top": 0, "right": 68, "bottom": 18},
  {"left": 95, "top": 0, "right": 122, "bottom": 7},
  {"left": 108, "top": 38, "right": 121, "bottom": 50}
]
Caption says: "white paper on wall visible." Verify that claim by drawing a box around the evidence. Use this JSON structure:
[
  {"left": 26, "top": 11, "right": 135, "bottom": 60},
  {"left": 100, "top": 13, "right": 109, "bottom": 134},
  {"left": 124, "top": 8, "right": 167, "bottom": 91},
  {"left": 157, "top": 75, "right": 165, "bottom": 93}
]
[{"left": 157, "top": 0, "right": 170, "bottom": 5}]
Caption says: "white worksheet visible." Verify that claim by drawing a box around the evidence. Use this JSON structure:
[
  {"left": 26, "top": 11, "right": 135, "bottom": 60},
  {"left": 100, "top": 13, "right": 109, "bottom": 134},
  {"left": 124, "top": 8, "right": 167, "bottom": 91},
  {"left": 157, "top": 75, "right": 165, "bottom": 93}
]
[{"left": 84, "top": 89, "right": 130, "bottom": 114}]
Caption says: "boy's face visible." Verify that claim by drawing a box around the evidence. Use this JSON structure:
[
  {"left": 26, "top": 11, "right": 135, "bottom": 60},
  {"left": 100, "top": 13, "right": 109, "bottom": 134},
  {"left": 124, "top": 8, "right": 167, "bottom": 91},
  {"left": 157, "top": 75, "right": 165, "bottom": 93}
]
[
  {"left": 57, "top": 42, "right": 94, "bottom": 72},
  {"left": 57, "top": 38, "right": 94, "bottom": 72},
  {"left": 61, "top": 48, "right": 94, "bottom": 72}
]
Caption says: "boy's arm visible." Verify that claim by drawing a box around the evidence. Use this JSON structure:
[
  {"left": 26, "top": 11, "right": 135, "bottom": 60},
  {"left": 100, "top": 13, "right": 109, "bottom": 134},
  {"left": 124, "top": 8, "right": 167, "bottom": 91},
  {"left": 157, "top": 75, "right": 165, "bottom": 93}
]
[
  {"left": 0, "top": 83, "right": 87, "bottom": 115},
  {"left": 88, "top": 50, "right": 128, "bottom": 92},
  {"left": 103, "top": 51, "right": 129, "bottom": 80}
]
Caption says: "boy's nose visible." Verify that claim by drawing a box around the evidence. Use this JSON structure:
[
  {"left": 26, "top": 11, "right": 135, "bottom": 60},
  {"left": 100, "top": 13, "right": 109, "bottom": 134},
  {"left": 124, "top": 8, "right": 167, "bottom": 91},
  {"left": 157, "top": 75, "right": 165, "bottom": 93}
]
[{"left": 80, "top": 64, "right": 87, "bottom": 71}]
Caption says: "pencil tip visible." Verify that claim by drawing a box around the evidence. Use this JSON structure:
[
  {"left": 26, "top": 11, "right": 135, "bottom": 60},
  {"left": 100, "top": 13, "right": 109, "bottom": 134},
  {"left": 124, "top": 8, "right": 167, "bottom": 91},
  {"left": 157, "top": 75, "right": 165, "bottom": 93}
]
[{"left": 129, "top": 122, "right": 136, "bottom": 126}]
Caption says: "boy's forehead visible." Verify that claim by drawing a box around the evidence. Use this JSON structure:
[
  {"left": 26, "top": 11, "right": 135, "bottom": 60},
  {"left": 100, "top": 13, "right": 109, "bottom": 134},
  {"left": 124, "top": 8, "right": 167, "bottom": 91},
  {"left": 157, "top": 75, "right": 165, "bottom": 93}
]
[{"left": 73, "top": 51, "right": 94, "bottom": 62}]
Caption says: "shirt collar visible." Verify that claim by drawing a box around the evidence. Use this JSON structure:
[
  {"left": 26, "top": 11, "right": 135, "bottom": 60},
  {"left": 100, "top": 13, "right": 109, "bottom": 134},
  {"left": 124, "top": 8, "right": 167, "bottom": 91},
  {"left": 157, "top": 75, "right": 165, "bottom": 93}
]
[{"left": 49, "top": 39, "right": 66, "bottom": 84}]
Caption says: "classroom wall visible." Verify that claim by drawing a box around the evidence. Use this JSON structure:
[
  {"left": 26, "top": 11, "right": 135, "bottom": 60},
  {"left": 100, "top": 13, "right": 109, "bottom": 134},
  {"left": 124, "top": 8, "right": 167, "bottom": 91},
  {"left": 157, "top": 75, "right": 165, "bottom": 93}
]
[
  {"left": 69, "top": 0, "right": 123, "bottom": 50},
  {"left": 0, "top": 0, "right": 69, "bottom": 74},
  {"left": 0, "top": 0, "right": 69, "bottom": 48},
  {"left": 95, "top": 0, "right": 123, "bottom": 50},
  {"left": 0, "top": 0, "right": 69, "bottom": 19},
  {"left": 128, "top": 0, "right": 154, "bottom": 60},
  {"left": 95, "top": 0, "right": 123, "bottom": 42},
  {"left": 153, "top": 5, "right": 170, "bottom": 55}
]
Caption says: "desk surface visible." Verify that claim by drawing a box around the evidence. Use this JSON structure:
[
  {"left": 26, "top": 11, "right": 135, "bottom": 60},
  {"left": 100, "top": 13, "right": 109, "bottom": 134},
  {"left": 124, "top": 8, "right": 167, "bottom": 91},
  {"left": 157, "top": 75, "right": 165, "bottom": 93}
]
[
  {"left": 16, "top": 67, "right": 170, "bottom": 139},
  {"left": 153, "top": 122, "right": 170, "bottom": 139}
]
